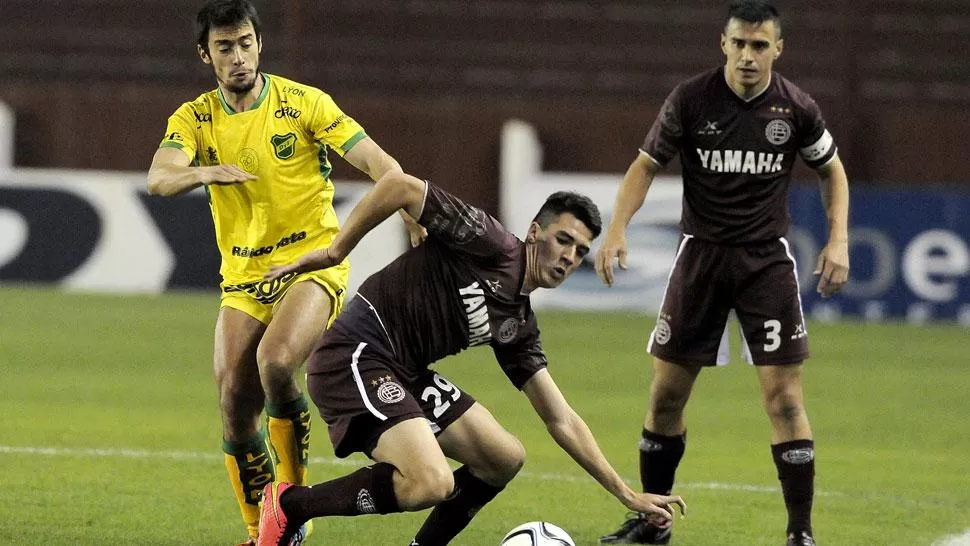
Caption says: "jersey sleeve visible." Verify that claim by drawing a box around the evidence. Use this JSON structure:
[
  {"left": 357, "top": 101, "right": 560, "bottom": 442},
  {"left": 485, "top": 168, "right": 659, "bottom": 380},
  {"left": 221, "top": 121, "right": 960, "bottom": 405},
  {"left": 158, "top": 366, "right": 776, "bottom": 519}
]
[
  {"left": 640, "top": 84, "right": 686, "bottom": 167},
  {"left": 492, "top": 320, "right": 548, "bottom": 389},
  {"left": 158, "top": 103, "right": 199, "bottom": 162},
  {"left": 794, "top": 95, "right": 837, "bottom": 169},
  {"left": 307, "top": 92, "right": 368, "bottom": 157},
  {"left": 418, "top": 182, "right": 518, "bottom": 258}
]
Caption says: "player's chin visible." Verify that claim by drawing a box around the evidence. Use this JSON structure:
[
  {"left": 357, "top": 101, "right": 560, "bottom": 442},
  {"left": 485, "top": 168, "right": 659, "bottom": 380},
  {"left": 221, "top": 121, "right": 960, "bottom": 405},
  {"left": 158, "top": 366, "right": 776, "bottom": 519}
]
[
  {"left": 738, "top": 71, "right": 759, "bottom": 83},
  {"left": 541, "top": 270, "right": 568, "bottom": 289},
  {"left": 226, "top": 75, "right": 256, "bottom": 94}
]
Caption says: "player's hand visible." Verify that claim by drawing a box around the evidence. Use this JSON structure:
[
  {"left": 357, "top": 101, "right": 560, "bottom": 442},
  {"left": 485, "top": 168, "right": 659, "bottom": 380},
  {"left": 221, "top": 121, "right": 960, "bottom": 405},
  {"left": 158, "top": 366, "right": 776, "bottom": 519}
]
[
  {"left": 595, "top": 230, "right": 628, "bottom": 287},
  {"left": 404, "top": 216, "right": 428, "bottom": 248},
  {"left": 201, "top": 164, "right": 256, "bottom": 186},
  {"left": 264, "top": 248, "right": 340, "bottom": 281},
  {"left": 625, "top": 492, "right": 687, "bottom": 524},
  {"left": 814, "top": 238, "right": 849, "bottom": 298}
]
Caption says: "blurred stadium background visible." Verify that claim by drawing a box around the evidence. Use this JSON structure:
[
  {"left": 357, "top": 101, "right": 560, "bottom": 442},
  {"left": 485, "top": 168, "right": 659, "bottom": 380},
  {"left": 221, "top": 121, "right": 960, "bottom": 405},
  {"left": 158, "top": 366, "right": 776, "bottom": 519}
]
[{"left": 1, "top": 1, "right": 968, "bottom": 545}]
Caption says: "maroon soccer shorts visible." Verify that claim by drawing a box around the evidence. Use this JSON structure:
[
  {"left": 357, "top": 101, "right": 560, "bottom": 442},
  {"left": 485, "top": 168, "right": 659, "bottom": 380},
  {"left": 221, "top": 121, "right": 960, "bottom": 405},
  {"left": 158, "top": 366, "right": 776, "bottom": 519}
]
[
  {"left": 307, "top": 338, "right": 476, "bottom": 458},
  {"left": 648, "top": 235, "right": 810, "bottom": 366}
]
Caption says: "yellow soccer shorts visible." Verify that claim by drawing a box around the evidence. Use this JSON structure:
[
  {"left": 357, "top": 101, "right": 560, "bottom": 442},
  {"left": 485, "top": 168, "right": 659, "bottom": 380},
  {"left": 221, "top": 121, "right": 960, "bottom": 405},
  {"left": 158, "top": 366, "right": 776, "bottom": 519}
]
[{"left": 219, "top": 264, "right": 349, "bottom": 326}]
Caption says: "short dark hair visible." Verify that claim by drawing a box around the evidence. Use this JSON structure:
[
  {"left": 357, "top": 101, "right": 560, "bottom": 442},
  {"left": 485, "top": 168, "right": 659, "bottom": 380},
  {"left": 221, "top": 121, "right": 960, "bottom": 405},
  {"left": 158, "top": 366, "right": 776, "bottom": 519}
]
[
  {"left": 532, "top": 191, "right": 602, "bottom": 239},
  {"left": 196, "top": 0, "right": 262, "bottom": 52},
  {"left": 727, "top": 0, "right": 782, "bottom": 37}
]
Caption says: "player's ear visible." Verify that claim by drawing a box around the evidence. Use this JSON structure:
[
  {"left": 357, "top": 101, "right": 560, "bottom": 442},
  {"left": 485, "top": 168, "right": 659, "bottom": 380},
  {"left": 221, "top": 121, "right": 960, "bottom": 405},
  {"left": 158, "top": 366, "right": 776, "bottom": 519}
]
[
  {"left": 198, "top": 45, "right": 211, "bottom": 64},
  {"left": 525, "top": 222, "right": 540, "bottom": 244},
  {"left": 775, "top": 39, "right": 784, "bottom": 59}
]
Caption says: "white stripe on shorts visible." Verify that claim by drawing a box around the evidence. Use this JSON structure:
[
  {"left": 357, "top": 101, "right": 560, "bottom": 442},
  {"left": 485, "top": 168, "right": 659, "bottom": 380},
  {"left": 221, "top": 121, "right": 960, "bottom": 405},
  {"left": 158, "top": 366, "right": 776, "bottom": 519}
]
[
  {"left": 647, "top": 234, "right": 694, "bottom": 353},
  {"left": 779, "top": 237, "right": 807, "bottom": 333},
  {"left": 356, "top": 293, "right": 395, "bottom": 353},
  {"left": 350, "top": 342, "right": 388, "bottom": 421},
  {"left": 717, "top": 313, "right": 733, "bottom": 366}
]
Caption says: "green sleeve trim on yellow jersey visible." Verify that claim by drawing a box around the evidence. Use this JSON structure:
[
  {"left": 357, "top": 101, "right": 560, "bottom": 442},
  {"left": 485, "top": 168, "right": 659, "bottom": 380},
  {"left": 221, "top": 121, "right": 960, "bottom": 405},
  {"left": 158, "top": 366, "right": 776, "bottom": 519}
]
[
  {"left": 340, "top": 130, "right": 368, "bottom": 154},
  {"left": 217, "top": 73, "right": 271, "bottom": 114},
  {"left": 159, "top": 141, "right": 185, "bottom": 150}
]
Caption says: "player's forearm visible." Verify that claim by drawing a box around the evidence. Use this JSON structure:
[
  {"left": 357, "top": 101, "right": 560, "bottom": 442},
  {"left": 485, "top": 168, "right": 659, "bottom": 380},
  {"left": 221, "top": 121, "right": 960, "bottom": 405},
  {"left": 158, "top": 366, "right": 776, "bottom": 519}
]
[
  {"left": 397, "top": 207, "right": 419, "bottom": 224},
  {"left": 818, "top": 156, "right": 850, "bottom": 241},
  {"left": 146, "top": 166, "right": 203, "bottom": 197},
  {"left": 546, "top": 410, "right": 636, "bottom": 505},
  {"left": 329, "top": 172, "right": 424, "bottom": 259},
  {"left": 607, "top": 158, "right": 656, "bottom": 235},
  {"left": 361, "top": 151, "right": 415, "bottom": 222}
]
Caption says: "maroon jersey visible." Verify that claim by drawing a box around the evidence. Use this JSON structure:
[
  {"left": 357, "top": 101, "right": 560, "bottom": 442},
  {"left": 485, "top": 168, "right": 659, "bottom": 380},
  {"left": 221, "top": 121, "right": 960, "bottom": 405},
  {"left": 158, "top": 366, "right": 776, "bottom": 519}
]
[
  {"left": 310, "top": 182, "right": 547, "bottom": 388},
  {"left": 642, "top": 67, "right": 837, "bottom": 243}
]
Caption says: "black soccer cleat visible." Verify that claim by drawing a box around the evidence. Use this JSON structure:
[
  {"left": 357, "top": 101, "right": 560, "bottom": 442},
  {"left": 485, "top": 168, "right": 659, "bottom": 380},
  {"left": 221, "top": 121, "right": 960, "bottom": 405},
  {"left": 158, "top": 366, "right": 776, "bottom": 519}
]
[
  {"left": 786, "top": 530, "right": 816, "bottom": 546},
  {"left": 598, "top": 512, "right": 672, "bottom": 544}
]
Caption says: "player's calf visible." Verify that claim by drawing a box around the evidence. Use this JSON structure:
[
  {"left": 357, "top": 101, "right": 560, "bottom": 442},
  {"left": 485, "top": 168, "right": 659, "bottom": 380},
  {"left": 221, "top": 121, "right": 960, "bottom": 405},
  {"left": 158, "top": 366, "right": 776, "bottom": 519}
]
[{"left": 410, "top": 465, "right": 507, "bottom": 546}]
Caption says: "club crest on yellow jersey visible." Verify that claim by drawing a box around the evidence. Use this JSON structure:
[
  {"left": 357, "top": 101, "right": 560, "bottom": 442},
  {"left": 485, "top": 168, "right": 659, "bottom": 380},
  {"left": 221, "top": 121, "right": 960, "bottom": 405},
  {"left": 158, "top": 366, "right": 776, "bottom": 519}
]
[{"left": 272, "top": 133, "right": 297, "bottom": 160}]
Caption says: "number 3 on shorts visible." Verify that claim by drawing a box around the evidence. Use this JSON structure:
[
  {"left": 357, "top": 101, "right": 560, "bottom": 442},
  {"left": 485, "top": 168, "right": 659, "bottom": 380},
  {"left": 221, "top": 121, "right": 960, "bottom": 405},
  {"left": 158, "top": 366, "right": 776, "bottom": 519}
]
[{"left": 763, "top": 319, "right": 782, "bottom": 352}]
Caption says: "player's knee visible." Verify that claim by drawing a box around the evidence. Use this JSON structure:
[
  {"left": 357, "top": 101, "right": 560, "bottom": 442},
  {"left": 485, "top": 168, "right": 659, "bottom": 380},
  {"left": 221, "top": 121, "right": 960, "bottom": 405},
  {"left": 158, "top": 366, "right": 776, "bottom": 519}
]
[
  {"left": 478, "top": 435, "right": 526, "bottom": 485},
  {"left": 763, "top": 386, "right": 803, "bottom": 420},
  {"left": 256, "top": 344, "right": 300, "bottom": 377},
  {"left": 218, "top": 372, "right": 262, "bottom": 411},
  {"left": 651, "top": 391, "right": 688, "bottom": 418},
  {"left": 650, "top": 375, "right": 690, "bottom": 408},
  {"left": 427, "top": 467, "right": 456, "bottom": 505},
  {"left": 407, "top": 463, "right": 455, "bottom": 509},
  {"left": 213, "top": 359, "right": 229, "bottom": 386},
  {"left": 497, "top": 436, "right": 527, "bottom": 481},
  {"left": 767, "top": 398, "right": 805, "bottom": 424},
  {"left": 762, "top": 380, "right": 803, "bottom": 411},
  {"left": 218, "top": 386, "right": 263, "bottom": 438}
]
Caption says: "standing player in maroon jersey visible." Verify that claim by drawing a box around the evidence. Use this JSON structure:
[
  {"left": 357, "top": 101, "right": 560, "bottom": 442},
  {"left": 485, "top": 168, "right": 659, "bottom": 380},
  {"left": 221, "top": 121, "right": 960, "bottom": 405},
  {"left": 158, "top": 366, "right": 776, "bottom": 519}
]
[
  {"left": 254, "top": 172, "right": 687, "bottom": 546},
  {"left": 595, "top": 2, "right": 848, "bottom": 545}
]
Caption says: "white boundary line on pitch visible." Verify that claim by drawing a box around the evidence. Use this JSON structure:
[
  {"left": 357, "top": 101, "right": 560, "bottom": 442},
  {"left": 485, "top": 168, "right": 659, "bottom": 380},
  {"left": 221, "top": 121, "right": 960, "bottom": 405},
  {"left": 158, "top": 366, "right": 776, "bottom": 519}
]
[{"left": 2, "top": 444, "right": 830, "bottom": 496}]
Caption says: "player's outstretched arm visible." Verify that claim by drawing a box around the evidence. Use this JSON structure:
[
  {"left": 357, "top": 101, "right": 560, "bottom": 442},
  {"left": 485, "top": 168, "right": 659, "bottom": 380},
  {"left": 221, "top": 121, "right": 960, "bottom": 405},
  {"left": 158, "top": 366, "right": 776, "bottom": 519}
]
[
  {"left": 344, "top": 136, "right": 428, "bottom": 247},
  {"left": 147, "top": 147, "right": 255, "bottom": 197},
  {"left": 813, "top": 154, "right": 850, "bottom": 298},
  {"left": 521, "top": 369, "right": 686, "bottom": 523},
  {"left": 343, "top": 136, "right": 403, "bottom": 181},
  {"left": 265, "top": 171, "right": 426, "bottom": 280},
  {"left": 595, "top": 153, "right": 661, "bottom": 287}
]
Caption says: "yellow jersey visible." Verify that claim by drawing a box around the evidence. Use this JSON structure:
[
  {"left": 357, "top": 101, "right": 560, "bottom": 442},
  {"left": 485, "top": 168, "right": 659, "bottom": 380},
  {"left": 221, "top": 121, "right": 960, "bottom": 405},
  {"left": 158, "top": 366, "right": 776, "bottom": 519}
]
[{"left": 159, "top": 73, "right": 364, "bottom": 287}]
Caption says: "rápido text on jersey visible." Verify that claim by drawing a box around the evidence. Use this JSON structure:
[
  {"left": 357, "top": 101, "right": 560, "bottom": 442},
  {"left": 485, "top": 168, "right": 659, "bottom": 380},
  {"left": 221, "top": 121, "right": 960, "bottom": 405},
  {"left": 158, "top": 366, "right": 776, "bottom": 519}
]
[{"left": 231, "top": 231, "right": 307, "bottom": 258}]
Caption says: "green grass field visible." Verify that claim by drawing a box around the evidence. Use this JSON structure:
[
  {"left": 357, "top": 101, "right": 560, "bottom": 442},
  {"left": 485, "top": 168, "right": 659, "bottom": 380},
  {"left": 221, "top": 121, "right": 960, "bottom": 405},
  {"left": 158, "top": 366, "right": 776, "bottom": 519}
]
[{"left": 1, "top": 285, "right": 968, "bottom": 545}]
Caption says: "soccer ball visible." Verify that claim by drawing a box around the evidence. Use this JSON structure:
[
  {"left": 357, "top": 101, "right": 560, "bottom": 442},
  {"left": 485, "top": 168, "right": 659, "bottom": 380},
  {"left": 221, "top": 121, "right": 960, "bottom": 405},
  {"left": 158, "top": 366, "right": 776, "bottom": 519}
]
[{"left": 500, "top": 521, "right": 576, "bottom": 546}]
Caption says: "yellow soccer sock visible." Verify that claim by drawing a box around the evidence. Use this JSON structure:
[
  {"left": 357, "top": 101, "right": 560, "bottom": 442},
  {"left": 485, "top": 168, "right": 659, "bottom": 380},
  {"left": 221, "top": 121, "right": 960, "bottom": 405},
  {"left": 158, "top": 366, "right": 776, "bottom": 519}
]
[
  {"left": 266, "top": 395, "right": 312, "bottom": 486},
  {"left": 223, "top": 431, "right": 275, "bottom": 540}
]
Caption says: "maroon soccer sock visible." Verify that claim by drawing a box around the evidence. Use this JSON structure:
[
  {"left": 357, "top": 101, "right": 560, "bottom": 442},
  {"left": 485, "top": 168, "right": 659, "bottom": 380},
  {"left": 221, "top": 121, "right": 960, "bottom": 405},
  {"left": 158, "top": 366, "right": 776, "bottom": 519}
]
[
  {"left": 280, "top": 462, "right": 401, "bottom": 523},
  {"left": 771, "top": 439, "right": 815, "bottom": 534},
  {"left": 410, "top": 465, "right": 504, "bottom": 546},
  {"left": 639, "top": 429, "right": 686, "bottom": 495}
]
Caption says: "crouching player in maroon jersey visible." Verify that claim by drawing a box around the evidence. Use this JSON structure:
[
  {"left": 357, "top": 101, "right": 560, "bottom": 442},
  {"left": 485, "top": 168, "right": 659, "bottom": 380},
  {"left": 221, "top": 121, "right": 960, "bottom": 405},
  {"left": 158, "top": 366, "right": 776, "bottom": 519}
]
[
  {"left": 255, "top": 172, "right": 686, "bottom": 545},
  {"left": 595, "top": 2, "right": 849, "bottom": 545}
]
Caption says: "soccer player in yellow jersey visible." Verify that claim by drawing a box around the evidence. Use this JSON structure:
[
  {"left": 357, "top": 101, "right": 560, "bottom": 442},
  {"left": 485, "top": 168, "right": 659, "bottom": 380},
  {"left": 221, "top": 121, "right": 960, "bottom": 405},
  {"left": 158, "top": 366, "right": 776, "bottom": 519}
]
[{"left": 146, "top": 1, "right": 423, "bottom": 544}]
